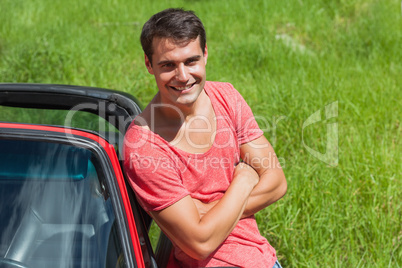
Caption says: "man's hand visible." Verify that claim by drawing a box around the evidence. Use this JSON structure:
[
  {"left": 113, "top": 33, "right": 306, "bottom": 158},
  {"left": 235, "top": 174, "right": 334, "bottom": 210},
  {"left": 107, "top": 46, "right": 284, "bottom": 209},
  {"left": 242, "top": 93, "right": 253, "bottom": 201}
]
[{"left": 233, "top": 162, "right": 259, "bottom": 188}]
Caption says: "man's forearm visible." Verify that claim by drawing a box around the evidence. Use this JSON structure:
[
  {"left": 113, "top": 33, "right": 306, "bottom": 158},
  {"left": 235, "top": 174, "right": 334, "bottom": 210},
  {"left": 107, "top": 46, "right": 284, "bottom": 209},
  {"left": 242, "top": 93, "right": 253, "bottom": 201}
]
[
  {"left": 242, "top": 168, "right": 287, "bottom": 218},
  {"left": 150, "top": 163, "right": 259, "bottom": 260},
  {"left": 239, "top": 135, "right": 287, "bottom": 218},
  {"left": 194, "top": 164, "right": 286, "bottom": 219}
]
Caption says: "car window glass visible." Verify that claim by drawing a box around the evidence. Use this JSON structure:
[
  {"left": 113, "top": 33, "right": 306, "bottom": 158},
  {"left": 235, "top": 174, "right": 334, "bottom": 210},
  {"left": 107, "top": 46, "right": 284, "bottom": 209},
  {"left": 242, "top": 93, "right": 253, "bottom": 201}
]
[
  {"left": 0, "top": 139, "right": 126, "bottom": 268},
  {"left": 0, "top": 106, "right": 118, "bottom": 133}
]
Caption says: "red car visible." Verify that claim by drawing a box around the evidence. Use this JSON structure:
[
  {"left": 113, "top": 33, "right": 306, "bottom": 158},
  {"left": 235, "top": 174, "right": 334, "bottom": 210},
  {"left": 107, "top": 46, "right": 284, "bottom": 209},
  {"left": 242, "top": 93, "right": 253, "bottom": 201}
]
[{"left": 0, "top": 84, "right": 170, "bottom": 268}]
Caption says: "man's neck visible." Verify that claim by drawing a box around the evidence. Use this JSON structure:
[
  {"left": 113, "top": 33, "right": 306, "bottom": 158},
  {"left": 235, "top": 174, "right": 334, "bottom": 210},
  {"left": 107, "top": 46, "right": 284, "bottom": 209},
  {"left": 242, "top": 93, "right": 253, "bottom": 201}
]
[
  {"left": 136, "top": 89, "right": 215, "bottom": 149},
  {"left": 153, "top": 90, "right": 206, "bottom": 122}
]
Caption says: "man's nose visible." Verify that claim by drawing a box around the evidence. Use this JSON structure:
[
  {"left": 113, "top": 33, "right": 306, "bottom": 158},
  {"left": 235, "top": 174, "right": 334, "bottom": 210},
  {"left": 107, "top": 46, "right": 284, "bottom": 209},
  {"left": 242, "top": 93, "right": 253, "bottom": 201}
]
[{"left": 176, "top": 64, "right": 189, "bottom": 81}]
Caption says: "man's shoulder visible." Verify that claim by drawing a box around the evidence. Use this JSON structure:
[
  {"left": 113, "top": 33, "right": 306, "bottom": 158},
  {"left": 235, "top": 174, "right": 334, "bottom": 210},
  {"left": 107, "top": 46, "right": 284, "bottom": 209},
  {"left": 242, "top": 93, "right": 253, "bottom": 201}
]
[
  {"left": 124, "top": 114, "right": 158, "bottom": 149},
  {"left": 126, "top": 103, "right": 155, "bottom": 133},
  {"left": 205, "top": 81, "right": 241, "bottom": 101},
  {"left": 205, "top": 81, "right": 235, "bottom": 90},
  {"left": 124, "top": 119, "right": 147, "bottom": 144}
]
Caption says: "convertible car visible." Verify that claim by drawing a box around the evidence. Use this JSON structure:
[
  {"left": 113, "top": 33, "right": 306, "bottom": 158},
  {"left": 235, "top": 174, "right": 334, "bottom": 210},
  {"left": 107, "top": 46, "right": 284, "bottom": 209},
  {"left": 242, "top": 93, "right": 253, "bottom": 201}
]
[{"left": 0, "top": 84, "right": 172, "bottom": 268}]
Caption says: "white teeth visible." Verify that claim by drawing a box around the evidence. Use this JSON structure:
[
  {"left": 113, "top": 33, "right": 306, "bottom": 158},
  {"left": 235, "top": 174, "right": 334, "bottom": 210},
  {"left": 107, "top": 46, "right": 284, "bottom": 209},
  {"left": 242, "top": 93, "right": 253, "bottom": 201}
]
[{"left": 171, "top": 83, "right": 195, "bottom": 91}]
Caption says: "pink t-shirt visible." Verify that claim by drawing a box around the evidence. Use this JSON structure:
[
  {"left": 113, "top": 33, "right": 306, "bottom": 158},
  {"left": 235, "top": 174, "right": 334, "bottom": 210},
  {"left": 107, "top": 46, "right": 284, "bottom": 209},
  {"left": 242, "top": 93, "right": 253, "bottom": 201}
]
[{"left": 124, "top": 81, "right": 277, "bottom": 267}]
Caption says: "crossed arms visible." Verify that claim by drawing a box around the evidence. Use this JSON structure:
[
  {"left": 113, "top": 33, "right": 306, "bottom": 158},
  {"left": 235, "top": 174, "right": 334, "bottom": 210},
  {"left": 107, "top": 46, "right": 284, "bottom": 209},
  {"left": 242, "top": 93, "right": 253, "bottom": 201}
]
[{"left": 149, "top": 135, "right": 287, "bottom": 260}]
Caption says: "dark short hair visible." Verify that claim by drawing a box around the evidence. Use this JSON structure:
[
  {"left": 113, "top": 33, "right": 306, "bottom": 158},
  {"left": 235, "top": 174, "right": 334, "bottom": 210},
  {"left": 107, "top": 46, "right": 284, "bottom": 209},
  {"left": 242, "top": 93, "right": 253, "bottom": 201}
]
[{"left": 140, "top": 8, "right": 206, "bottom": 63}]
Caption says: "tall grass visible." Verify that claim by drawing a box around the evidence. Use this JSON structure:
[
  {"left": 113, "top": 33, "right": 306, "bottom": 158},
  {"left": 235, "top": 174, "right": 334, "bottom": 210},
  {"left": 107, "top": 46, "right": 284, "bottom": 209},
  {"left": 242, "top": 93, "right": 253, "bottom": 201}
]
[{"left": 1, "top": 0, "right": 401, "bottom": 266}]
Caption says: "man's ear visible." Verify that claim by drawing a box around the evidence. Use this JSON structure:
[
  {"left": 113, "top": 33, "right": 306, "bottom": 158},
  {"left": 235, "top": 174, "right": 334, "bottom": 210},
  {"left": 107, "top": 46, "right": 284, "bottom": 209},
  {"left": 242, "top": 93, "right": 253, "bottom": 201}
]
[
  {"left": 144, "top": 54, "right": 154, "bottom": 75},
  {"left": 204, "top": 44, "right": 208, "bottom": 65}
]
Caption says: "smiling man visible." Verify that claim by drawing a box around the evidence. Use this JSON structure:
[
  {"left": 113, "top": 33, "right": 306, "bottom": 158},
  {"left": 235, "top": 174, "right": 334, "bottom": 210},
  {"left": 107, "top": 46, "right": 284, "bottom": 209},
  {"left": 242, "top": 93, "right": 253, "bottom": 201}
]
[{"left": 124, "top": 8, "right": 286, "bottom": 268}]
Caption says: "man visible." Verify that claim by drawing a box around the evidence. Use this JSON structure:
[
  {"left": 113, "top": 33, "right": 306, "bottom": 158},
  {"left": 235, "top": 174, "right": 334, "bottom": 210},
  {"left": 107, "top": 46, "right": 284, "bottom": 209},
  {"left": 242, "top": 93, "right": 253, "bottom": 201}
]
[{"left": 123, "top": 8, "right": 286, "bottom": 268}]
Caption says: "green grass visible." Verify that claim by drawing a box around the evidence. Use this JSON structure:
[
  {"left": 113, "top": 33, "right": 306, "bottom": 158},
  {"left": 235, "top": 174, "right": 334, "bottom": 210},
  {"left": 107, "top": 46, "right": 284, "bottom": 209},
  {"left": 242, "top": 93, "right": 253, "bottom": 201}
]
[{"left": 1, "top": 0, "right": 401, "bottom": 266}]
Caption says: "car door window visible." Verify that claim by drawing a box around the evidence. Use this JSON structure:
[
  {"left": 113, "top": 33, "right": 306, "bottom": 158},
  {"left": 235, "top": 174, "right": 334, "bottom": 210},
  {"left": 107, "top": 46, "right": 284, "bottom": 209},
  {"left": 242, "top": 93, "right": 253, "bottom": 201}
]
[{"left": 0, "top": 138, "right": 126, "bottom": 268}]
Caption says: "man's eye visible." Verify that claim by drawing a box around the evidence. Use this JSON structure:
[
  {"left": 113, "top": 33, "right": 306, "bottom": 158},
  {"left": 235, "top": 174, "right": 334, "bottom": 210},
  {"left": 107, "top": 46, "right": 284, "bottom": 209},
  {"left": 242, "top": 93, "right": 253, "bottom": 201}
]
[
  {"left": 162, "top": 63, "right": 174, "bottom": 68},
  {"left": 186, "top": 59, "right": 197, "bottom": 65}
]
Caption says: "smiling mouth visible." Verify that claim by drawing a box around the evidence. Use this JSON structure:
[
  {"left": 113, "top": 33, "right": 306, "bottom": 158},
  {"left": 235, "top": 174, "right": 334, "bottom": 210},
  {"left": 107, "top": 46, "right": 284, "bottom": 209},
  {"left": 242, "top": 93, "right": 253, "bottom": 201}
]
[{"left": 170, "top": 82, "right": 196, "bottom": 91}]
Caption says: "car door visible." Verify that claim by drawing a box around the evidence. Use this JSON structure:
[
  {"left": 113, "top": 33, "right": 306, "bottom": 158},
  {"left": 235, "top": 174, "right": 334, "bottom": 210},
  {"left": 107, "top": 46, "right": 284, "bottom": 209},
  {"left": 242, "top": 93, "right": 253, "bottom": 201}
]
[{"left": 0, "top": 84, "right": 158, "bottom": 268}]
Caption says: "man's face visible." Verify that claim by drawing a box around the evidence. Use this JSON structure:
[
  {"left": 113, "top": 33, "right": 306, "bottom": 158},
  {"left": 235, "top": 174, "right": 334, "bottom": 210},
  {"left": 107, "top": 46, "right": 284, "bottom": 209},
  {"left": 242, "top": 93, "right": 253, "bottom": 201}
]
[{"left": 145, "top": 36, "right": 208, "bottom": 108}]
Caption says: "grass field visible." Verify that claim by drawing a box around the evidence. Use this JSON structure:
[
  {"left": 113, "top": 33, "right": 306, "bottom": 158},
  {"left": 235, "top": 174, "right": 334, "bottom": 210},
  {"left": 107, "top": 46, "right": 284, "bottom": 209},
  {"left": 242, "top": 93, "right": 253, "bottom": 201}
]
[{"left": 1, "top": 0, "right": 401, "bottom": 267}]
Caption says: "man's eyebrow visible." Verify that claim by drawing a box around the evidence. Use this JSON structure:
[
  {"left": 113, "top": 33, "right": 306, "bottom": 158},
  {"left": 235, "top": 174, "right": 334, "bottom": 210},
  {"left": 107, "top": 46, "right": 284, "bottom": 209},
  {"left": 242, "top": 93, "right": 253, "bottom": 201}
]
[
  {"left": 157, "top": 55, "right": 202, "bottom": 66},
  {"left": 186, "top": 55, "right": 202, "bottom": 61}
]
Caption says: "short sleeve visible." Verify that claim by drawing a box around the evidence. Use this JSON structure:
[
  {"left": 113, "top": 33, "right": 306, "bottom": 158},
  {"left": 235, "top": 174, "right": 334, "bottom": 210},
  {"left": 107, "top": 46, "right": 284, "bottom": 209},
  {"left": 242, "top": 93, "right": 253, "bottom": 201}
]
[
  {"left": 123, "top": 126, "right": 190, "bottom": 212},
  {"left": 232, "top": 87, "right": 264, "bottom": 144},
  {"left": 205, "top": 82, "right": 264, "bottom": 145},
  {"left": 208, "top": 82, "right": 263, "bottom": 145}
]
